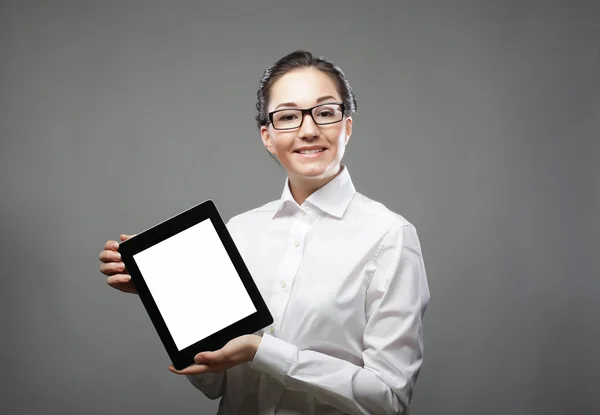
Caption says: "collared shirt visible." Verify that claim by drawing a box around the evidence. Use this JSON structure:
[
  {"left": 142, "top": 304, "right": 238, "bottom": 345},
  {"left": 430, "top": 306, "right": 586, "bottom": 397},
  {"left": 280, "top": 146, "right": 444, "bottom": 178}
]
[{"left": 187, "top": 166, "right": 430, "bottom": 415}]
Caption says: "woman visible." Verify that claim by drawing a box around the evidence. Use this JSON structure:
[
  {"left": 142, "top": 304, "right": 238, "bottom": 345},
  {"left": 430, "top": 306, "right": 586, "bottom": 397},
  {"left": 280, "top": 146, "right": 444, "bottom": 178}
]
[{"left": 99, "top": 50, "right": 430, "bottom": 415}]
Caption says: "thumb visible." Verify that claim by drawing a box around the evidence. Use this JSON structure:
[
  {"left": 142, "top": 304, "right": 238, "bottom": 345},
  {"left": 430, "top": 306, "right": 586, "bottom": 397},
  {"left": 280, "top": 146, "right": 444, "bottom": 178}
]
[
  {"left": 194, "top": 350, "right": 224, "bottom": 364},
  {"left": 120, "top": 233, "right": 137, "bottom": 241}
]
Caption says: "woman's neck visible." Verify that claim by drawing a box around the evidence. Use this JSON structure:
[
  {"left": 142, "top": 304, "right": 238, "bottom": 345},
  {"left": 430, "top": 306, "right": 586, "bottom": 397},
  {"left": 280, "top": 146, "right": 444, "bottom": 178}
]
[{"left": 287, "top": 166, "right": 344, "bottom": 206}]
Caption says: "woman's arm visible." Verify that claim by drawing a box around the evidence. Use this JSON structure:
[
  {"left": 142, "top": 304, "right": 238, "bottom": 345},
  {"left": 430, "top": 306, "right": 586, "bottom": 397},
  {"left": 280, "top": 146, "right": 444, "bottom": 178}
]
[
  {"left": 250, "top": 224, "right": 431, "bottom": 415},
  {"left": 185, "top": 372, "right": 226, "bottom": 400}
]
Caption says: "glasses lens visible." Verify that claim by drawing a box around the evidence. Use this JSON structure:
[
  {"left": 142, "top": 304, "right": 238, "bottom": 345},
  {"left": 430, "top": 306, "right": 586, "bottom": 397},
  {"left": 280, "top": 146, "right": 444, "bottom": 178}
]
[
  {"left": 313, "top": 104, "right": 343, "bottom": 125},
  {"left": 273, "top": 110, "right": 302, "bottom": 129}
]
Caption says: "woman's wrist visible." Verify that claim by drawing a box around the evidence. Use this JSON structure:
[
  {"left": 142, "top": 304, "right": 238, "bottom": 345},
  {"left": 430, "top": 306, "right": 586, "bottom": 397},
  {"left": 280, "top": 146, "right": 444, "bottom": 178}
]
[{"left": 248, "top": 334, "right": 263, "bottom": 361}]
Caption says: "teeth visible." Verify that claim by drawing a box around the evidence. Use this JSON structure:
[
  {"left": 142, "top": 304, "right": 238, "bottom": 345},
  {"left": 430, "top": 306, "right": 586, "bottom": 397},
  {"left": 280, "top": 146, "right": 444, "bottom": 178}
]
[{"left": 299, "top": 149, "right": 324, "bottom": 154}]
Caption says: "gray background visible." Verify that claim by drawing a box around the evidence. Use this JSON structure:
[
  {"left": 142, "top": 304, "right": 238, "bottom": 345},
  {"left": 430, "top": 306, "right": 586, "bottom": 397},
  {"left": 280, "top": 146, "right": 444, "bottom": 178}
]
[{"left": 1, "top": 1, "right": 598, "bottom": 414}]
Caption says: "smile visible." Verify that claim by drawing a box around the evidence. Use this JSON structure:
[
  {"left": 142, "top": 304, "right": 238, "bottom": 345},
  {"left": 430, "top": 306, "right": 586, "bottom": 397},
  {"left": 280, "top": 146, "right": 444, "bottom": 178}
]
[{"left": 296, "top": 148, "right": 325, "bottom": 154}]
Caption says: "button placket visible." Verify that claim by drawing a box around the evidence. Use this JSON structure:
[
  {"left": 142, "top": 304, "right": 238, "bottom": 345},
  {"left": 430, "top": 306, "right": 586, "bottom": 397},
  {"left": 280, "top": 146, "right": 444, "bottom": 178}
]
[
  {"left": 267, "top": 215, "right": 307, "bottom": 338},
  {"left": 275, "top": 215, "right": 312, "bottom": 337}
]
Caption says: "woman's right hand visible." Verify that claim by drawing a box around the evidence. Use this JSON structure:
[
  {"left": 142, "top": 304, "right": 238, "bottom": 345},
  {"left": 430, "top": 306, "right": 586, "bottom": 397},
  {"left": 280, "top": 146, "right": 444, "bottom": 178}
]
[{"left": 99, "top": 234, "right": 137, "bottom": 294}]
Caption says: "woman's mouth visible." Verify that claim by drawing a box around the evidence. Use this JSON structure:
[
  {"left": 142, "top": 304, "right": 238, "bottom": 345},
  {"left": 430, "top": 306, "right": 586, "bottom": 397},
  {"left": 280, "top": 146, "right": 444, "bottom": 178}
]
[{"left": 295, "top": 148, "right": 326, "bottom": 158}]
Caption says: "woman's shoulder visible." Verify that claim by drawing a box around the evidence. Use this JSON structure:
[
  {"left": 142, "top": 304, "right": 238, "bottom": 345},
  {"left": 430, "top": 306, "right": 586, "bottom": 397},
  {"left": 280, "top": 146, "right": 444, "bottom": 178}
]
[
  {"left": 351, "top": 191, "right": 414, "bottom": 230},
  {"left": 352, "top": 192, "right": 425, "bottom": 261}
]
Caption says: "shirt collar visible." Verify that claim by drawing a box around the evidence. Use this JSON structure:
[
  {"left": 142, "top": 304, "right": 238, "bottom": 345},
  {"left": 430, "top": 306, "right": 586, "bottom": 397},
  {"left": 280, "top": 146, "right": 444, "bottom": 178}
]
[{"left": 273, "top": 165, "right": 356, "bottom": 219}]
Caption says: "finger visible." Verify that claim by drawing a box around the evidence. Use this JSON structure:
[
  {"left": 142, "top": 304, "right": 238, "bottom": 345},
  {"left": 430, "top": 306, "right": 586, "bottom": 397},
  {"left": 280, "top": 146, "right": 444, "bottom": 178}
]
[
  {"left": 106, "top": 276, "right": 136, "bottom": 294},
  {"left": 104, "top": 240, "right": 119, "bottom": 251},
  {"left": 168, "top": 363, "right": 230, "bottom": 375},
  {"left": 99, "top": 250, "right": 121, "bottom": 263},
  {"left": 168, "top": 364, "right": 202, "bottom": 375},
  {"left": 106, "top": 273, "right": 131, "bottom": 284},
  {"left": 100, "top": 262, "right": 127, "bottom": 276}
]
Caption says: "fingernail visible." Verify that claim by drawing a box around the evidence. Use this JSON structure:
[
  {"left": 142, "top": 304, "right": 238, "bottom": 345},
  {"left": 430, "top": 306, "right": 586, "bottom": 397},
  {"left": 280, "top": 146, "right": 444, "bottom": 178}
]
[{"left": 116, "top": 253, "right": 121, "bottom": 260}]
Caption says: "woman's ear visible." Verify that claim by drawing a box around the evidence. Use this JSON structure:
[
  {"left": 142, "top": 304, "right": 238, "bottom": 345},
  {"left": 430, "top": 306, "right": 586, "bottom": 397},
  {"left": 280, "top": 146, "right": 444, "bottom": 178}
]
[
  {"left": 260, "top": 125, "right": 274, "bottom": 154},
  {"left": 344, "top": 117, "right": 353, "bottom": 145}
]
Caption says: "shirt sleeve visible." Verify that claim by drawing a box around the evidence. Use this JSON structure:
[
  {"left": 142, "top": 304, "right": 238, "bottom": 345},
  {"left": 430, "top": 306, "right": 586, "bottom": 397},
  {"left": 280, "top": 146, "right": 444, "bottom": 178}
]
[
  {"left": 250, "top": 224, "right": 431, "bottom": 415},
  {"left": 185, "top": 372, "right": 226, "bottom": 400}
]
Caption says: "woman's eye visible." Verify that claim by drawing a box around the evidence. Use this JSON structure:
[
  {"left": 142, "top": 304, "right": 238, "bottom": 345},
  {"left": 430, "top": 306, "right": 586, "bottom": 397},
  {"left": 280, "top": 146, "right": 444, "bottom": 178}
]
[
  {"left": 317, "top": 110, "right": 334, "bottom": 117},
  {"left": 276, "top": 113, "right": 298, "bottom": 122}
]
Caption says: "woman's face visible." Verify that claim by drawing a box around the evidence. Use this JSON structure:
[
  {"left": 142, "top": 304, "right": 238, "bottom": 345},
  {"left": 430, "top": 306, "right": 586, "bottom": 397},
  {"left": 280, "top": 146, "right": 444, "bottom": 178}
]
[{"left": 260, "top": 67, "right": 352, "bottom": 182}]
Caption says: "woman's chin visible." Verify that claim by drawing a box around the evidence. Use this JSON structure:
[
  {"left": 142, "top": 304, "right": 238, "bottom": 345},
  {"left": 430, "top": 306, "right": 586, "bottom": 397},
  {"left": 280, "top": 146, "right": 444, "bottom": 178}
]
[{"left": 289, "top": 162, "right": 339, "bottom": 180}]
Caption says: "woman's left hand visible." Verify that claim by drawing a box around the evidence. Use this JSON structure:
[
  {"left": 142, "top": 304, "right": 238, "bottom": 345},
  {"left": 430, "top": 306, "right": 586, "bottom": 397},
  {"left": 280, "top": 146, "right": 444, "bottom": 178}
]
[{"left": 168, "top": 334, "right": 262, "bottom": 375}]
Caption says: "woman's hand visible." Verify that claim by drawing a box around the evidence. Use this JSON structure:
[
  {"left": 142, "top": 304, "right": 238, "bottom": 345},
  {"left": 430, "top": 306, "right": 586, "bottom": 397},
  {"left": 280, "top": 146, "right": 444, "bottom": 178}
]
[
  {"left": 168, "top": 334, "right": 262, "bottom": 375},
  {"left": 99, "top": 234, "right": 137, "bottom": 294},
  {"left": 100, "top": 236, "right": 262, "bottom": 373}
]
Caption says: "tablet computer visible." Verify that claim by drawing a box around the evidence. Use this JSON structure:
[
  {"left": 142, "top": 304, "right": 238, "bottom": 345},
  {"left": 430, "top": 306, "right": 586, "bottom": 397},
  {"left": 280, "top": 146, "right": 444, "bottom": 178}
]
[{"left": 117, "top": 199, "right": 272, "bottom": 371}]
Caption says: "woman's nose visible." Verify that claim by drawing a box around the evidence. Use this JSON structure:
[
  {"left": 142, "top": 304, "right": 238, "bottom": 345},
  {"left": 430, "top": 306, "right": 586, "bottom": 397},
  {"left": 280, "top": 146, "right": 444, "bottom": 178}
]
[{"left": 298, "top": 113, "right": 319, "bottom": 138}]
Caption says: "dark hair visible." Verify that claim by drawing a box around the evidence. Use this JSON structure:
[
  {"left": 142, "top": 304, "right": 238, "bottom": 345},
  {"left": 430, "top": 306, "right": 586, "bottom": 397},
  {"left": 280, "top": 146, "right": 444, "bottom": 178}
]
[{"left": 255, "top": 50, "right": 357, "bottom": 129}]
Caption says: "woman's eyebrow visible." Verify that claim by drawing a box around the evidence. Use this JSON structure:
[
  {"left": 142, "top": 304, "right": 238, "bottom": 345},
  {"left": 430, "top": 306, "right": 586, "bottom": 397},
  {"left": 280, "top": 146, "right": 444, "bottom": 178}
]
[{"left": 274, "top": 95, "right": 338, "bottom": 110}]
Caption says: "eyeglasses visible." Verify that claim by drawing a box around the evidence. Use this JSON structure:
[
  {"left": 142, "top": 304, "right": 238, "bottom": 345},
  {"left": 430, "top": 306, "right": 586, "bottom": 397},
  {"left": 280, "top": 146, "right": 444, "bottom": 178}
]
[{"left": 267, "top": 102, "right": 345, "bottom": 130}]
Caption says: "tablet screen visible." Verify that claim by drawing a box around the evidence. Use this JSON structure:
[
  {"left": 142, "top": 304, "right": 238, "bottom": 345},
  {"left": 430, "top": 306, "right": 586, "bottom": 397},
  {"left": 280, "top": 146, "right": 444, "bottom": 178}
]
[{"left": 132, "top": 218, "right": 257, "bottom": 351}]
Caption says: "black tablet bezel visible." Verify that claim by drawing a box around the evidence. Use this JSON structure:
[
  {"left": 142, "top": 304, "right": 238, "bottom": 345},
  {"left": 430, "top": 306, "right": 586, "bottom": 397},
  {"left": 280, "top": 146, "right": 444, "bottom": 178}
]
[{"left": 117, "top": 199, "right": 273, "bottom": 371}]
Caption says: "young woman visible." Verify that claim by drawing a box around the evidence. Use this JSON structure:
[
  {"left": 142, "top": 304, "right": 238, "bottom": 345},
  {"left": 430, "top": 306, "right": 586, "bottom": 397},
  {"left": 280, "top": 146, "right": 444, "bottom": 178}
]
[{"left": 99, "top": 50, "right": 431, "bottom": 415}]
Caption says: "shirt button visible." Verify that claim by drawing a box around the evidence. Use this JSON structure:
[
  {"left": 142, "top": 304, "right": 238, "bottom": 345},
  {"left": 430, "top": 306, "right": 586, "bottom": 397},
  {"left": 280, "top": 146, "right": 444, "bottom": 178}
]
[
  {"left": 281, "top": 281, "right": 287, "bottom": 288},
  {"left": 301, "top": 210, "right": 306, "bottom": 216},
  {"left": 269, "top": 326, "right": 275, "bottom": 334},
  {"left": 293, "top": 240, "right": 300, "bottom": 247}
]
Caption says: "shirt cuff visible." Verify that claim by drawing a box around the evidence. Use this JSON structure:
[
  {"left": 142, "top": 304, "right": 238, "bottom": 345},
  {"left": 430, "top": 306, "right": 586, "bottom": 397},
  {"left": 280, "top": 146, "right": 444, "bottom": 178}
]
[{"left": 250, "top": 333, "right": 297, "bottom": 385}]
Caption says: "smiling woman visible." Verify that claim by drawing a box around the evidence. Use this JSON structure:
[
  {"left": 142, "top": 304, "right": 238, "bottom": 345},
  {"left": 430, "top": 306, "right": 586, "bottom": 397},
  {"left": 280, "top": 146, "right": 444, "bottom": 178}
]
[
  {"left": 99, "top": 50, "right": 430, "bottom": 415},
  {"left": 260, "top": 67, "right": 352, "bottom": 202}
]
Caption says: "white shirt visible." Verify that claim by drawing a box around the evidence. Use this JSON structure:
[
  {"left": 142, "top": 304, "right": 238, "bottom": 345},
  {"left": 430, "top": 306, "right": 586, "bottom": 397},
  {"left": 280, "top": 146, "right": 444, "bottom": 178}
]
[{"left": 187, "top": 166, "right": 430, "bottom": 415}]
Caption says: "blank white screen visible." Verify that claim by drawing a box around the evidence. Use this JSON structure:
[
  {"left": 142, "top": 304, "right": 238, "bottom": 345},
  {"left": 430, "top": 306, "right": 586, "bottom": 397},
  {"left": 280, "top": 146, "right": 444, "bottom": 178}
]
[{"left": 133, "top": 219, "right": 257, "bottom": 351}]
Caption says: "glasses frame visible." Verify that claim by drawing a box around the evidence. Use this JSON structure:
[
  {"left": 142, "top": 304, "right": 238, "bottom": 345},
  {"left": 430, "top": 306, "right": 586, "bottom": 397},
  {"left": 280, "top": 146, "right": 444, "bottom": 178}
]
[{"left": 267, "top": 102, "right": 346, "bottom": 130}]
